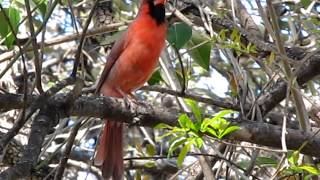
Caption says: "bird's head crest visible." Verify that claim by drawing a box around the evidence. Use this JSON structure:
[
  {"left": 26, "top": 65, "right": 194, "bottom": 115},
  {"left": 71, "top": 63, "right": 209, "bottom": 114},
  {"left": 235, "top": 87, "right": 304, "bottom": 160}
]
[{"left": 140, "top": 0, "right": 166, "bottom": 24}]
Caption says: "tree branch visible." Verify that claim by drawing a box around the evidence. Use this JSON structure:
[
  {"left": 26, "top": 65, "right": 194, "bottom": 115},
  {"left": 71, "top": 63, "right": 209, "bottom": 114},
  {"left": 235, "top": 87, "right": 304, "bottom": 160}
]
[
  {"left": 1, "top": 93, "right": 320, "bottom": 159},
  {"left": 0, "top": 105, "right": 59, "bottom": 179},
  {"left": 259, "top": 53, "right": 320, "bottom": 115}
]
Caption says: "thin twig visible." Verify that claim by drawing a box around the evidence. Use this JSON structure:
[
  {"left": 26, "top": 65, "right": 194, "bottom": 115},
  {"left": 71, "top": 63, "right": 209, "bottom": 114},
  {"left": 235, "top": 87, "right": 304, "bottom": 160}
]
[
  {"left": 267, "top": 0, "right": 310, "bottom": 131},
  {"left": 0, "top": 0, "right": 59, "bottom": 79},
  {"left": 71, "top": 0, "right": 99, "bottom": 77},
  {"left": 173, "top": 46, "right": 186, "bottom": 94},
  {"left": 141, "top": 85, "right": 242, "bottom": 110},
  {"left": 24, "top": 0, "right": 44, "bottom": 94},
  {"left": 54, "top": 119, "right": 84, "bottom": 180},
  {"left": 0, "top": 22, "right": 126, "bottom": 62}
]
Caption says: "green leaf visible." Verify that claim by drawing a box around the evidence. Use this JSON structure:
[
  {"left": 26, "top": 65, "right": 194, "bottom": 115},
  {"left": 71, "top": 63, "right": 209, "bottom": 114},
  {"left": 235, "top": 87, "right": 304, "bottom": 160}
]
[
  {"left": 246, "top": 43, "right": 257, "bottom": 54},
  {"left": 237, "top": 160, "right": 250, "bottom": 169},
  {"left": 288, "top": 150, "right": 299, "bottom": 166},
  {"left": 256, "top": 157, "right": 277, "bottom": 167},
  {"left": 287, "top": 166, "right": 303, "bottom": 174},
  {"left": 167, "top": 22, "right": 192, "bottom": 49},
  {"left": 178, "top": 114, "right": 195, "bottom": 130},
  {"left": 200, "top": 118, "right": 210, "bottom": 132},
  {"left": 148, "top": 70, "right": 163, "bottom": 85},
  {"left": 213, "top": 110, "right": 235, "bottom": 120},
  {"left": 186, "top": 32, "right": 211, "bottom": 71},
  {"left": 301, "top": 0, "right": 312, "bottom": 8},
  {"left": 210, "top": 117, "right": 229, "bottom": 130},
  {"left": 32, "top": 0, "right": 47, "bottom": 17},
  {"left": 168, "top": 134, "right": 182, "bottom": 144},
  {"left": 146, "top": 144, "right": 156, "bottom": 156},
  {"left": 172, "top": 127, "right": 187, "bottom": 133},
  {"left": 0, "top": 7, "right": 21, "bottom": 49},
  {"left": 144, "top": 161, "right": 156, "bottom": 168},
  {"left": 304, "top": 174, "right": 316, "bottom": 180},
  {"left": 201, "top": 110, "right": 233, "bottom": 131},
  {"left": 154, "top": 123, "right": 173, "bottom": 130},
  {"left": 178, "top": 114, "right": 188, "bottom": 129},
  {"left": 206, "top": 127, "right": 218, "bottom": 138},
  {"left": 177, "top": 143, "right": 191, "bottom": 167},
  {"left": 187, "top": 130, "right": 199, "bottom": 138},
  {"left": 298, "top": 165, "right": 320, "bottom": 175},
  {"left": 200, "top": 110, "right": 238, "bottom": 139},
  {"left": 185, "top": 99, "right": 202, "bottom": 123},
  {"left": 156, "top": 131, "right": 174, "bottom": 140},
  {"left": 218, "top": 29, "right": 227, "bottom": 40},
  {"left": 219, "top": 125, "right": 240, "bottom": 138},
  {"left": 194, "top": 137, "right": 203, "bottom": 149},
  {"left": 168, "top": 137, "right": 187, "bottom": 157},
  {"left": 230, "top": 28, "right": 239, "bottom": 41}
]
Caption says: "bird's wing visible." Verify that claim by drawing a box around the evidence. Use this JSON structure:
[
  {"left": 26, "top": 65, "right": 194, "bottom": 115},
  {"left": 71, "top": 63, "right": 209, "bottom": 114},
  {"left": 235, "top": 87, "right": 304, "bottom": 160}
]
[{"left": 95, "top": 31, "right": 129, "bottom": 93}]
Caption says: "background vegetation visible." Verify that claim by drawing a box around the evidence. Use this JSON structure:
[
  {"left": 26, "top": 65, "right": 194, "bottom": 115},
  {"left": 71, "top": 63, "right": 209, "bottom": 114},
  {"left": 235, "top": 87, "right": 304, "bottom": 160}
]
[{"left": 1, "top": 0, "right": 320, "bottom": 179}]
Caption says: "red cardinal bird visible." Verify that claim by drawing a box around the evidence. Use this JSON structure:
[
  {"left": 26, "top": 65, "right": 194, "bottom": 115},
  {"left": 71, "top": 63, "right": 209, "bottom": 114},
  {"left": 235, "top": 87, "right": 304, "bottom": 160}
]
[{"left": 94, "top": 0, "right": 167, "bottom": 179}]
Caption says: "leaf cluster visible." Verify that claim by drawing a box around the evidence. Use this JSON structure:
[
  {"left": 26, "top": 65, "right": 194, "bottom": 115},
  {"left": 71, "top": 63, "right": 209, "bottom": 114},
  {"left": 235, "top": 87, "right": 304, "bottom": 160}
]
[{"left": 156, "top": 99, "right": 239, "bottom": 167}]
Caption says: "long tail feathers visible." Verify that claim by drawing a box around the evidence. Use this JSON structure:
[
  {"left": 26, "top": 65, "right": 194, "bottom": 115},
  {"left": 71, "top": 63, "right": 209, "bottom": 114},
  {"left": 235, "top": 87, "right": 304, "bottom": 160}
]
[{"left": 95, "top": 120, "right": 123, "bottom": 179}]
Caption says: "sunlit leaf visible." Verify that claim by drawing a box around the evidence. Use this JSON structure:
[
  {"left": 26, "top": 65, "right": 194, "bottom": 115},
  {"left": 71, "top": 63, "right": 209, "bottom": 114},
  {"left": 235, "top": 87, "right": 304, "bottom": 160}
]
[
  {"left": 194, "top": 137, "right": 203, "bottom": 149},
  {"left": 154, "top": 123, "right": 173, "bottom": 130},
  {"left": 298, "top": 165, "right": 320, "bottom": 175},
  {"left": 178, "top": 114, "right": 195, "bottom": 130},
  {"left": 206, "top": 127, "right": 218, "bottom": 137},
  {"left": 177, "top": 143, "right": 191, "bottom": 167},
  {"left": 156, "top": 131, "right": 174, "bottom": 140},
  {"left": 288, "top": 150, "right": 299, "bottom": 166},
  {"left": 200, "top": 118, "right": 211, "bottom": 132},
  {"left": 168, "top": 137, "right": 187, "bottom": 157},
  {"left": 213, "top": 110, "right": 235, "bottom": 121},
  {"left": 219, "top": 125, "right": 240, "bottom": 138}
]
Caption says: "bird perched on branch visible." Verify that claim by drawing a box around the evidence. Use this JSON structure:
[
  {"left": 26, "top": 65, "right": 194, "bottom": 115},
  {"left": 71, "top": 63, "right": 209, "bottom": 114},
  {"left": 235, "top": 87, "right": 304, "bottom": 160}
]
[{"left": 94, "top": 0, "right": 167, "bottom": 179}]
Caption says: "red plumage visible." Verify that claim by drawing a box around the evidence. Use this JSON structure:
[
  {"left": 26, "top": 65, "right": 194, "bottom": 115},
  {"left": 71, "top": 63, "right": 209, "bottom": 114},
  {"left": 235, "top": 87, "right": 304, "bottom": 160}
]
[{"left": 94, "top": 0, "right": 167, "bottom": 179}]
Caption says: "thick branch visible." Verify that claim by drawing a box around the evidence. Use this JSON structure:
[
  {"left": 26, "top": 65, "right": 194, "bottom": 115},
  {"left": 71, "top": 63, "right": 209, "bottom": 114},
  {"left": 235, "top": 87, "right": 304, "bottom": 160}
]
[
  {"left": 259, "top": 53, "right": 320, "bottom": 115},
  {"left": 1, "top": 93, "right": 320, "bottom": 158}
]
